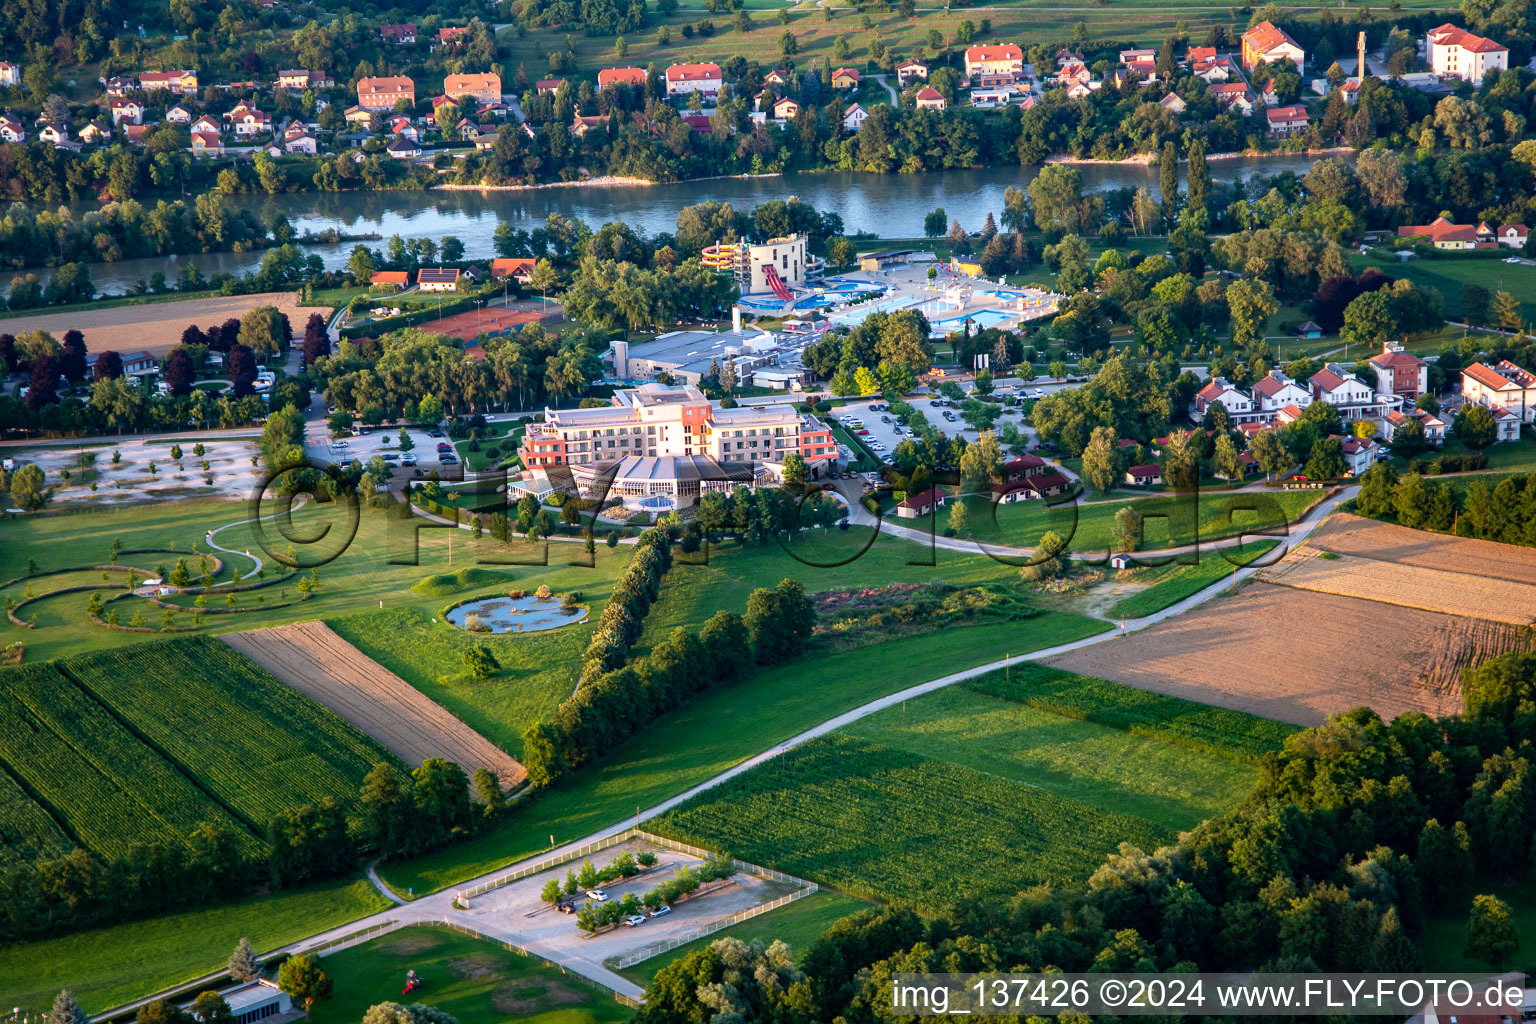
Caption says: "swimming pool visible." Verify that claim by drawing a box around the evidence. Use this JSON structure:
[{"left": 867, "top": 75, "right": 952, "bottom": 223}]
[
  {"left": 929, "top": 309, "right": 1019, "bottom": 335},
  {"left": 983, "top": 289, "right": 1034, "bottom": 302},
  {"left": 830, "top": 296, "right": 919, "bottom": 328}
]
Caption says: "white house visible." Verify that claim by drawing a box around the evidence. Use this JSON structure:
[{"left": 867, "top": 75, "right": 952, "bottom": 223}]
[
  {"left": 1192, "top": 376, "right": 1262, "bottom": 422},
  {"left": 1382, "top": 408, "right": 1447, "bottom": 445},
  {"left": 1309, "top": 363, "right": 1387, "bottom": 421},
  {"left": 665, "top": 62, "right": 723, "bottom": 96},
  {"left": 1251, "top": 370, "right": 1313, "bottom": 413},
  {"left": 1490, "top": 405, "right": 1523, "bottom": 442},
  {"left": 1426, "top": 23, "right": 1508, "bottom": 85},
  {"left": 1337, "top": 435, "right": 1381, "bottom": 475},
  {"left": 895, "top": 486, "right": 945, "bottom": 518},
  {"left": 109, "top": 99, "right": 143, "bottom": 125},
  {"left": 1463, "top": 360, "right": 1536, "bottom": 424},
  {"left": 166, "top": 104, "right": 193, "bottom": 124},
  {"left": 841, "top": 103, "right": 869, "bottom": 131},
  {"left": 0, "top": 116, "right": 26, "bottom": 142}
]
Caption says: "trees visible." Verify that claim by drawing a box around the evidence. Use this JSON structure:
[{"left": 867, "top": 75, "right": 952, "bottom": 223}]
[
  {"left": 228, "top": 937, "right": 259, "bottom": 982},
  {"left": 1080, "top": 426, "right": 1122, "bottom": 494},
  {"left": 1304, "top": 436, "right": 1347, "bottom": 480},
  {"left": 237, "top": 306, "right": 285, "bottom": 359},
  {"left": 1028, "top": 165, "right": 1102, "bottom": 235},
  {"left": 51, "top": 990, "right": 87, "bottom": 1024},
  {"left": 1249, "top": 429, "right": 1291, "bottom": 482},
  {"left": 10, "top": 463, "right": 51, "bottom": 511},
  {"left": 1490, "top": 290, "right": 1522, "bottom": 333},
  {"left": 1113, "top": 506, "right": 1143, "bottom": 552},
  {"left": 1465, "top": 894, "right": 1520, "bottom": 969},
  {"left": 1213, "top": 434, "right": 1244, "bottom": 482},
  {"left": 1454, "top": 404, "right": 1498, "bottom": 450},
  {"left": 744, "top": 578, "right": 814, "bottom": 665},
  {"left": 1225, "top": 279, "right": 1278, "bottom": 349},
  {"left": 277, "top": 953, "right": 332, "bottom": 1012},
  {"left": 1020, "top": 530, "right": 1068, "bottom": 583},
  {"left": 1389, "top": 417, "right": 1427, "bottom": 457},
  {"left": 958, "top": 429, "right": 1002, "bottom": 487},
  {"left": 462, "top": 644, "right": 501, "bottom": 680},
  {"left": 924, "top": 208, "right": 947, "bottom": 238}
]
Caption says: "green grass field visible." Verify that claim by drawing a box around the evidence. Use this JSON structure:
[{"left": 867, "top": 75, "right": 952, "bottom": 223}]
[
  {"left": 1350, "top": 252, "right": 1536, "bottom": 322},
  {"left": 615, "top": 890, "right": 870, "bottom": 986},
  {"left": 1106, "top": 540, "right": 1279, "bottom": 619},
  {"left": 1418, "top": 881, "right": 1536, "bottom": 972},
  {"left": 378, "top": 609, "right": 1110, "bottom": 895},
  {"left": 651, "top": 668, "right": 1282, "bottom": 911},
  {"left": 307, "top": 925, "right": 632, "bottom": 1024},
  {"left": 1, "top": 879, "right": 391, "bottom": 1016}
]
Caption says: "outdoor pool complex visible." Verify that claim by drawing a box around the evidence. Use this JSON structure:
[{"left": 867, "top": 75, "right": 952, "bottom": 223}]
[
  {"left": 628, "top": 494, "right": 678, "bottom": 512},
  {"left": 446, "top": 594, "right": 590, "bottom": 634},
  {"left": 983, "top": 289, "right": 1035, "bottom": 302},
  {"left": 736, "top": 279, "right": 887, "bottom": 311},
  {"left": 930, "top": 309, "right": 1019, "bottom": 335}
]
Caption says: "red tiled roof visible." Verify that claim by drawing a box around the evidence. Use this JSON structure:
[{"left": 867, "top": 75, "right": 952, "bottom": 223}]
[
  {"left": 1428, "top": 23, "right": 1508, "bottom": 54},
  {"left": 1309, "top": 367, "right": 1348, "bottom": 391},
  {"left": 1252, "top": 374, "right": 1294, "bottom": 397},
  {"left": 371, "top": 271, "right": 410, "bottom": 284},
  {"left": 915, "top": 86, "right": 943, "bottom": 100},
  {"left": 666, "top": 63, "right": 722, "bottom": 82},
  {"left": 1243, "top": 20, "right": 1300, "bottom": 54},
  {"left": 1266, "top": 105, "right": 1310, "bottom": 123},
  {"left": 598, "top": 67, "right": 647, "bottom": 88},
  {"left": 898, "top": 486, "right": 946, "bottom": 509},
  {"left": 1126, "top": 464, "right": 1160, "bottom": 476},
  {"left": 1004, "top": 455, "right": 1047, "bottom": 471},
  {"left": 965, "top": 44, "right": 1023, "bottom": 62}
]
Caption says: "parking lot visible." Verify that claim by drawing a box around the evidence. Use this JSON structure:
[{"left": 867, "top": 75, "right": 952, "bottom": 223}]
[
  {"left": 457, "top": 838, "right": 802, "bottom": 977},
  {"left": 304, "top": 423, "right": 487, "bottom": 485},
  {"left": 830, "top": 391, "right": 1041, "bottom": 463}
]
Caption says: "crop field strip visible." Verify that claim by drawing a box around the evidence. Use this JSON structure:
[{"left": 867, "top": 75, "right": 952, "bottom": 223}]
[
  {"left": 222, "top": 622, "right": 526, "bottom": 788},
  {"left": 0, "top": 754, "right": 74, "bottom": 871},
  {"left": 1307, "top": 512, "right": 1536, "bottom": 585},
  {"left": 0, "top": 665, "right": 259, "bottom": 862},
  {"left": 60, "top": 637, "right": 398, "bottom": 827}
]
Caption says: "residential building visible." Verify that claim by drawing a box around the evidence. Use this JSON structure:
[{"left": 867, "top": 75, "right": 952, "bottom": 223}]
[
  {"left": 435, "top": 26, "right": 469, "bottom": 46},
  {"left": 283, "top": 131, "right": 317, "bottom": 154},
  {"left": 190, "top": 114, "right": 221, "bottom": 135},
  {"left": 914, "top": 86, "right": 946, "bottom": 110},
  {"left": 1251, "top": 370, "right": 1313, "bottom": 414},
  {"left": 771, "top": 96, "right": 799, "bottom": 120},
  {"left": 37, "top": 123, "right": 67, "bottom": 144},
  {"left": 1396, "top": 216, "right": 1483, "bottom": 250},
  {"left": 190, "top": 131, "right": 222, "bottom": 156},
  {"left": 1463, "top": 360, "right": 1536, "bottom": 424},
  {"left": 897, "top": 486, "right": 946, "bottom": 518},
  {"left": 896, "top": 59, "right": 929, "bottom": 86},
  {"left": 491, "top": 257, "right": 536, "bottom": 283},
  {"left": 993, "top": 472, "right": 1072, "bottom": 502},
  {"left": 443, "top": 72, "right": 501, "bottom": 104},
  {"left": 1367, "top": 340, "right": 1429, "bottom": 402},
  {"left": 225, "top": 103, "right": 271, "bottom": 136},
  {"left": 597, "top": 67, "right": 647, "bottom": 91},
  {"left": 1490, "top": 405, "right": 1523, "bottom": 441},
  {"left": 165, "top": 104, "right": 192, "bottom": 124},
  {"left": 1159, "top": 93, "right": 1187, "bottom": 114},
  {"left": 1266, "top": 105, "right": 1310, "bottom": 135},
  {"left": 1309, "top": 362, "right": 1398, "bottom": 421},
  {"left": 277, "top": 69, "right": 331, "bottom": 90},
  {"left": 520, "top": 382, "right": 838, "bottom": 499},
  {"left": 1337, "top": 435, "right": 1381, "bottom": 475},
  {"left": 764, "top": 69, "right": 789, "bottom": 86},
  {"left": 1241, "top": 20, "right": 1304, "bottom": 71},
  {"left": 841, "top": 103, "right": 869, "bottom": 131},
  {"left": 1382, "top": 407, "right": 1447, "bottom": 444},
  {"left": 1057, "top": 61, "right": 1093, "bottom": 85},
  {"left": 386, "top": 136, "right": 422, "bottom": 159},
  {"left": 122, "top": 124, "right": 149, "bottom": 145},
  {"left": 831, "top": 67, "right": 862, "bottom": 90},
  {"left": 665, "top": 62, "right": 723, "bottom": 96},
  {"left": 534, "top": 78, "right": 564, "bottom": 95},
  {"left": 86, "top": 350, "right": 157, "bottom": 377},
  {"left": 1426, "top": 23, "right": 1508, "bottom": 84},
  {"left": 416, "top": 267, "right": 460, "bottom": 291},
  {"left": 964, "top": 44, "right": 1024, "bottom": 77},
  {"left": 1193, "top": 376, "right": 1261, "bottom": 422},
  {"left": 0, "top": 61, "right": 20, "bottom": 86},
  {"left": 371, "top": 270, "right": 410, "bottom": 289},
  {"left": 1125, "top": 464, "right": 1163, "bottom": 486},
  {"left": 1191, "top": 55, "right": 1236, "bottom": 82},
  {"left": 138, "top": 70, "right": 199, "bottom": 95},
  {"left": 570, "top": 114, "right": 608, "bottom": 137},
  {"left": 1120, "top": 48, "right": 1156, "bottom": 64},
  {"left": 78, "top": 121, "right": 111, "bottom": 144},
  {"left": 356, "top": 75, "right": 415, "bottom": 112},
  {"left": 378, "top": 23, "right": 417, "bottom": 44},
  {"left": 109, "top": 100, "right": 143, "bottom": 125},
  {"left": 1492, "top": 223, "right": 1530, "bottom": 247},
  {"left": 1210, "top": 82, "right": 1255, "bottom": 113}
]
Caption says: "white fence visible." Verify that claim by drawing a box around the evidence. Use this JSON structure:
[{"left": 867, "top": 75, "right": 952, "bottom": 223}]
[
  {"left": 305, "top": 917, "right": 415, "bottom": 956},
  {"left": 609, "top": 882, "right": 819, "bottom": 969},
  {"left": 456, "top": 828, "right": 645, "bottom": 903}
]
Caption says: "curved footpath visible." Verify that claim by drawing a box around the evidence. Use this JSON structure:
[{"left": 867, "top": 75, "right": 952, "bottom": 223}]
[{"left": 93, "top": 486, "right": 1356, "bottom": 1018}]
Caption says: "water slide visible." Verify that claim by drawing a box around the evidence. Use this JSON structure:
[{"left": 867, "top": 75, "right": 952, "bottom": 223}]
[{"left": 762, "top": 265, "right": 794, "bottom": 301}]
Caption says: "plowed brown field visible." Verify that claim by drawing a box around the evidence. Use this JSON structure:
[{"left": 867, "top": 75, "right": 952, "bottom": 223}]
[
  {"left": 222, "top": 622, "right": 524, "bottom": 788},
  {"left": 1258, "top": 548, "right": 1536, "bottom": 626},
  {"left": 1305, "top": 513, "right": 1536, "bottom": 586},
  {"left": 0, "top": 292, "right": 323, "bottom": 357}
]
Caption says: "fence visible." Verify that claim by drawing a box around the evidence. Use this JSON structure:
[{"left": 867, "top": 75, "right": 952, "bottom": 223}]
[
  {"left": 609, "top": 882, "right": 819, "bottom": 969},
  {"left": 304, "top": 917, "right": 416, "bottom": 956}
]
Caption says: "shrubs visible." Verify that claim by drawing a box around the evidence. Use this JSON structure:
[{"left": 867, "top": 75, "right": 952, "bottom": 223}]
[
  {"left": 577, "top": 527, "right": 673, "bottom": 685},
  {"left": 1408, "top": 452, "right": 1488, "bottom": 475}
]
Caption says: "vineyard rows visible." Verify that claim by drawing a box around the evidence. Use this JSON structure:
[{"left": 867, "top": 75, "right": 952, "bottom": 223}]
[
  {"left": 64, "top": 638, "right": 394, "bottom": 825},
  {"left": 654, "top": 735, "right": 1171, "bottom": 912}
]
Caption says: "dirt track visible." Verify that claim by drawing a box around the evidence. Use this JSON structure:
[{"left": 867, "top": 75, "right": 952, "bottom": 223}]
[
  {"left": 0, "top": 292, "right": 325, "bottom": 357},
  {"left": 1047, "top": 582, "right": 1533, "bottom": 725},
  {"left": 222, "top": 622, "right": 525, "bottom": 788}
]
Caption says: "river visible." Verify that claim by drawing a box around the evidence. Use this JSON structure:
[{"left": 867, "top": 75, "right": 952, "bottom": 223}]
[{"left": 21, "top": 156, "right": 1332, "bottom": 295}]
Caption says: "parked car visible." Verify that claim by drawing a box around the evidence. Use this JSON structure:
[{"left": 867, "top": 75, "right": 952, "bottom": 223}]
[
  {"left": 650, "top": 905, "right": 671, "bottom": 917},
  {"left": 427, "top": 429, "right": 445, "bottom": 438},
  {"left": 586, "top": 889, "right": 607, "bottom": 902},
  {"left": 623, "top": 915, "right": 646, "bottom": 927},
  {"left": 880, "top": 415, "right": 891, "bottom": 423},
  {"left": 401, "top": 454, "right": 417, "bottom": 466}
]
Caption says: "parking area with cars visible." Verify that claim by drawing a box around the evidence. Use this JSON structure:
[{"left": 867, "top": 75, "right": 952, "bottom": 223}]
[
  {"left": 309, "top": 424, "right": 459, "bottom": 481},
  {"left": 830, "top": 391, "right": 1040, "bottom": 459}
]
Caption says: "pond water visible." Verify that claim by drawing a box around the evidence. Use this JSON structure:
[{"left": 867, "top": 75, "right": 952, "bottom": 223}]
[
  {"left": 21, "top": 154, "right": 1337, "bottom": 295},
  {"left": 445, "top": 593, "right": 588, "bottom": 634}
]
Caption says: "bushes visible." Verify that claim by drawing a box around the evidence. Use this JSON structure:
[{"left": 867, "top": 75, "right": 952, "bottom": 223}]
[
  {"left": 577, "top": 527, "right": 673, "bottom": 685},
  {"left": 1408, "top": 452, "right": 1488, "bottom": 475}
]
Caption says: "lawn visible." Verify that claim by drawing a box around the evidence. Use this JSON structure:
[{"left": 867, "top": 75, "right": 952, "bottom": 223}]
[
  {"left": 614, "top": 890, "right": 870, "bottom": 986},
  {"left": 307, "top": 925, "right": 632, "bottom": 1024},
  {"left": 0, "top": 879, "right": 391, "bottom": 1016},
  {"left": 904, "top": 488, "right": 1324, "bottom": 554},
  {"left": 377, "top": 608, "right": 1110, "bottom": 895},
  {"left": 649, "top": 668, "right": 1283, "bottom": 911},
  {"left": 1349, "top": 252, "right": 1536, "bottom": 321},
  {"left": 1418, "top": 881, "right": 1536, "bottom": 972},
  {"left": 1106, "top": 540, "right": 1280, "bottom": 619}
]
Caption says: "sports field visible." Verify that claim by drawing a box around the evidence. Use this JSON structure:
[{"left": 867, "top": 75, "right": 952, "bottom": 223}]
[{"left": 651, "top": 666, "right": 1286, "bottom": 911}]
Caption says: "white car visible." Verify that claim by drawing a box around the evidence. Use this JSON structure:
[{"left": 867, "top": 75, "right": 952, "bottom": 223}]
[
  {"left": 623, "top": 915, "right": 646, "bottom": 927},
  {"left": 650, "top": 905, "right": 671, "bottom": 917},
  {"left": 586, "top": 889, "right": 607, "bottom": 902},
  {"left": 1032, "top": 388, "right": 1045, "bottom": 399}
]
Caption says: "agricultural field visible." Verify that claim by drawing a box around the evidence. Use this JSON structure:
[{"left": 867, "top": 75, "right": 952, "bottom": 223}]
[
  {"left": 1304, "top": 512, "right": 1536, "bottom": 585},
  {"left": 222, "top": 622, "right": 525, "bottom": 789},
  {"left": 1048, "top": 581, "right": 1534, "bottom": 724},
  {"left": 652, "top": 669, "right": 1280, "bottom": 911},
  {"left": 307, "top": 925, "right": 632, "bottom": 1024},
  {"left": 0, "top": 662, "right": 259, "bottom": 864},
  {"left": 1107, "top": 540, "right": 1280, "bottom": 620},
  {"left": 62, "top": 638, "right": 396, "bottom": 828},
  {"left": 0, "top": 291, "right": 321, "bottom": 358}
]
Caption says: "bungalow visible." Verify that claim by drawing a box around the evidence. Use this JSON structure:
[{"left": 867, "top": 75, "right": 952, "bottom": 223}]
[
  {"left": 896, "top": 59, "right": 929, "bottom": 86},
  {"left": 1266, "top": 105, "right": 1310, "bottom": 136},
  {"left": 665, "top": 62, "right": 723, "bottom": 96},
  {"left": 1241, "top": 20, "right": 1304, "bottom": 71},
  {"left": 895, "top": 486, "right": 946, "bottom": 518},
  {"left": 771, "top": 96, "right": 799, "bottom": 120},
  {"left": 417, "top": 267, "right": 461, "bottom": 291},
  {"left": 1463, "top": 360, "right": 1536, "bottom": 423},
  {"left": 597, "top": 67, "right": 648, "bottom": 91},
  {"left": 190, "top": 131, "right": 222, "bottom": 155},
  {"left": 1396, "top": 216, "right": 1484, "bottom": 250},
  {"left": 386, "top": 137, "right": 422, "bottom": 159},
  {"left": 109, "top": 99, "right": 143, "bottom": 125},
  {"left": 1367, "top": 340, "right": 1428, "bottom": 401},
  {"left": 0, "top": 117, "right": 25, "bottom": 143},
  {"left": 1124, "top": 464, "right": 1163, "bottom": 486},
  {"left": 283, "top": 132, "right": 318, "bottom": 154},
  {"left": 535, "top": 78, "right": 565, "bottom": 95},
  {"left": 1002, "top": 454, "right": 1049, "bottom": 480},
  {"left": 122, "top": 124, "right": 149, "bottom": 145},
  {"left": 78, "top": 120, "right": 111, "bottom": 144},
  {"left": 963, "top": 43, "right": 1024, "bottom": 77},
  {"left": 831, "top": 67, "right": 861, "bottom": 90},
  {"left": 992, "top": 472, "right": 1072, "bottom": 502},
  {"left": 914, "top": 86, "right": 946, "bottom": 110},
  {"left": 491, "top": 257, "right": 536, "bottom": 283},
  {"left": 1159, "top": 93, "right": 1187, "bottom": 114},
  {"left": 443, "top": 72, "right": 502, "bottom": 105},
  {"left": 1337, "top": 435, "right": 1381, "bottom": 475},
  {"left": 371, "top": 270, "right": 410, "bottom": 289},
  {"left": 85, "top": 350, "right": 157, "bottom": 376},
  {"left": 190, "top": 114, "right": 221, "bottom": 135},
  {"left": 841, "top": 103, "right": 870, "bottom": 131},
  {"left": 1252, "top": 370, "right": 1313, "bottom": 413},
  {"left": 570, "top": 114, "right": 609, "bottom": 137},
  {"left": 378, "top": 23, "right": 417, "bottom": 44},
  {"left": 165, "top": 104, "right": 192, "bottom": 124},
  {"left": 1120, "top": 48, "right": 1156, "bottom": 64},
  {"left": 970, "top": 88, "right": 1015, "bottom": 108}
]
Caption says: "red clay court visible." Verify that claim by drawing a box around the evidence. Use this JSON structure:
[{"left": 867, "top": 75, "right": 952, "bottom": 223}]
[{"left": 421, "top": 304, "right": 561, "bottom": 341}]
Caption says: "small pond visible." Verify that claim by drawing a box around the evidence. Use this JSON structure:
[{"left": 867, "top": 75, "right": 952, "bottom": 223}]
[{"left": 446, "top": 593, "right": 588, "bottom": 634}]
